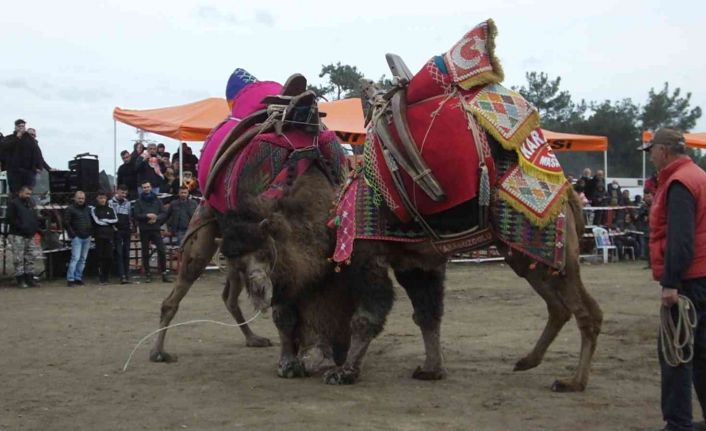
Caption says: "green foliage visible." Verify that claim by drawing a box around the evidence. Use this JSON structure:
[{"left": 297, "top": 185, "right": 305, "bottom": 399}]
[
  {"left": 518, "top": 72, "right": 702, "bottom": 178},
  {"left": 640, "top": 82, "right": 702, "bottom": 132},
  {"left": 314, "top": 62, "right": 365, "bottom": 100}
]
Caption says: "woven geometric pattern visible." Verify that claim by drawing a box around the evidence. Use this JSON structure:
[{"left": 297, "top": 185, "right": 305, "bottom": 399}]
[
  {"left": 497, "top": 164, "right": 568, "bottom": 221},
  {"left": 492, "top": 155, "right": 567, "bottom": 269},
  {"left": 465, "top": 83, "right": 539, "bottom": 149},
  {"left": 443, "top": 19, "right": 504, "bottom": 89}
]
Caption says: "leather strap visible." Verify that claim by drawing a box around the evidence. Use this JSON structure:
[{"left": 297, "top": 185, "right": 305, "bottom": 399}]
[{"left": 390, "top": 91, "right": 446, "bottom": 201}]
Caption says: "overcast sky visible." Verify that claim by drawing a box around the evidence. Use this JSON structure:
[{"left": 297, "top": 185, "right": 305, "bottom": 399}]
[{"left": 1, "top": 0, "right": 704, "bottom": 173}]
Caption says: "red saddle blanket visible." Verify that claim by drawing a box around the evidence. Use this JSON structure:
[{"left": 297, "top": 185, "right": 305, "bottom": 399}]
[{"left": 364, "top": 84, "right": 496, "bottom": 224}]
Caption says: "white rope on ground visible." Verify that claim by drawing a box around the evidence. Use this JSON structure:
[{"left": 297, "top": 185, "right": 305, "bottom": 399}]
[
  {"left": 660, "top": 295, "right": 697, "bottom": 367},
  {"left": 122, "top": 310, "right": 261, "bottom": 372}
]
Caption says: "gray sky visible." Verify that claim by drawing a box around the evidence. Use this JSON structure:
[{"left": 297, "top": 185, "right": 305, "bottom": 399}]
[{"left": 1, "top": 0, "right": 704, "bottom": 173}]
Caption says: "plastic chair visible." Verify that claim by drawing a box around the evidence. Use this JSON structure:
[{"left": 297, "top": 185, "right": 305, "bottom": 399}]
[{"left": 592, "top": 227, "right": 617, "bottom": 263}]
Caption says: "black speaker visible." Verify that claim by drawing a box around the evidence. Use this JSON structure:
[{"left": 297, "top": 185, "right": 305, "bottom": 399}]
[
  {"left": 49, "top": 170, "right": 73, "bottom": 204},
  {"left": 68, "top": 154, "right": 99, "bottom": 193}
]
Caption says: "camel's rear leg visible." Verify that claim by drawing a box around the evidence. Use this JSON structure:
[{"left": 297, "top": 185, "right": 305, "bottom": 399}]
[
  {"left": 503, "top": 251, "right": 572, "bottom": 372},
  {"left": 394, "top": 266, "right": 447, "bottom": 380},
  {"left": 149, "top": 217, "right": 220, "bottom": 363},
  {"left": 222, "top": 269, "right": 272, "bottom": 347}
]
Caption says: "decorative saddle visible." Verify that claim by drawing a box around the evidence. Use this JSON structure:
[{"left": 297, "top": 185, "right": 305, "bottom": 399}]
[
  {"left": 198, "top": 71, "right": 346, "bottom": 214},
  {"left": 331, "top": 19, "right": 570, "bottom": 267}
]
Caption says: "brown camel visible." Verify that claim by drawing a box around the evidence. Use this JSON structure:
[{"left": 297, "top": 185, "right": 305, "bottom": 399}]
[{"left": 220, "top": 168, "right": 353, "bottom": 376}]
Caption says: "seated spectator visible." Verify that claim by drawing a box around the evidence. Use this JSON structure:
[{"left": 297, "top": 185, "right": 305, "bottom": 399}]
[
  {"left": 163, "top": 168, "right": 179, "bottom": 195},
  {"left": 167, "top": 186, "right": 197, "bottom": 245},
  {"left": 181, "top": 171, "right": 200, "bottom": 196},
  {"left": 157, "top": 143, "right": 170, "bottom": 161},
  {"left": 135, "top": 143, "right": 166, "bottom": 195},
  {"left": 172, "top": 143, "right": 199, "bottom": 178}
]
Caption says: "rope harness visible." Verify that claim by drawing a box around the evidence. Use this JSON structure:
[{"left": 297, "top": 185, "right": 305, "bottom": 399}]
[{"left": 660, "top": 295, "right": 697, "bottom": 367}]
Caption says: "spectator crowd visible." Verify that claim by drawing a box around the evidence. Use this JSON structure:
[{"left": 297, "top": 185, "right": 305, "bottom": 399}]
[{"left": 1, "top": 121, "right": 201, "bottom": 288}]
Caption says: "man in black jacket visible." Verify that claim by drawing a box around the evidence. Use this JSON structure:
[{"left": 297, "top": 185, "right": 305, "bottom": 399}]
[
  {"left": 7, "top": 186, "right": 41, "bottom": 288},
  {"left": 116, "top": 150, "right": 138, "bottom": 200},
  {"left": 110, "top": 185, "right": 133, "bottom": 284},
  {"left": 133, "top": 181, "right": 171, "bottom": 283},
  {"left": 64, "top": 191, "right": 93, "bottom": 286},
  {"left": 166, "top": 186, "right": 197, "bottom": 245},
  {"left": 2, "top": 119, "right": 50, "bottom": 194},
  {"left": 90, "top": 192, "right": 118, "bottom": 284}
]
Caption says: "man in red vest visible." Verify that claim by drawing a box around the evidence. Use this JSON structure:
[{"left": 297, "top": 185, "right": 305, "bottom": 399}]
[{"left": 640, "top": 128, "right": 706, "bottom": 431}]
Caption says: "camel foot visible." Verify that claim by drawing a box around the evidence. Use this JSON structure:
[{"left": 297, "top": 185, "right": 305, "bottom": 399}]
[
  {"left": 323, "top": 366, "right": 359, "bottom": 385},
  {"left": 551, "top": 379, "right": 586, "bottom": 392},
  {"left": 513, "top": 356, "right": 540, "bottom": 372},
  {"left": 412, "top": 366, "right": 446, "bottom": 380},
  {"left": 245, "top": 335, "right": 273, "bottom": 348},
  {"left": 300, "top": 347, "right": 336, "bottom": 375},
  {"left": 149, "top": 350, "right": 178, "bottom": 363},
  {"left": 277, "top": 358, "right": 308, "bottom": 378}
]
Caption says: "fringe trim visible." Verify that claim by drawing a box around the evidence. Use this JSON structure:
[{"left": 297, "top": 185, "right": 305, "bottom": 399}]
[
  {"left": 457, "top": 19, "right": 505, "bottom": 89},
  {"left": 471, "top": 107, "right": 540, "bottom": 152},
  {"left": 497, "top": 185, "right": 570, "bottom": 228},
  {"left": 515, "top": 151, "right": 567, "bottom": 185}
]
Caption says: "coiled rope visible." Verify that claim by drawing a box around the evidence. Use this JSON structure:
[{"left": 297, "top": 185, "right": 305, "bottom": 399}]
[{"left": 660, "top": 295, "right": 697, "bottom": 367}]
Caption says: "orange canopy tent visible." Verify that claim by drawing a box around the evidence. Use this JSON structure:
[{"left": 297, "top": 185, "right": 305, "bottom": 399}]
[
  {"left": 685, "top": 132, "right": 706, "bottom": 149},
  {"left": 112, "top": 98, "right": 609, "bottom": 174},
  {"left": 113, "top": 97, "right": 367, "bottom": 144}
]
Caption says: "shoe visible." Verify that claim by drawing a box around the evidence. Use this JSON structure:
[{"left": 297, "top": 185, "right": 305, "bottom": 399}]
[
  {"left": 25, "top": 273, "right": 39, "bottom": 288},
  {"left": 120, "top": 276, "right": 131, "bottom": 285},
  {"left": 16, "top": 275, "right": 28, "bottom": 289},
  {"left": 74, "top": 280, "right": 85, "bottom": 286},
  {"left": 145, "top": 274, "right": 153, "bottom": 283},
  {"left": 67, "top": 280, "right": 76, "bottom": 287},
  {"left": 161, "top": 272, "right": 172, "bottom": 283},
  {"left": 99, "top": 280, "right": 108, "bottom": 286}
]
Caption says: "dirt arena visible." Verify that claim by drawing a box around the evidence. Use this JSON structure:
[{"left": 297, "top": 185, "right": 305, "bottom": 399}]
[{"left": 0, "top": 262, "right": 671, "bottom": 430}]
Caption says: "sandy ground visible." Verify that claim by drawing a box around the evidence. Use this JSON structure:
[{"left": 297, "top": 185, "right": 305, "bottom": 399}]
[{"left": 0, "top": 262, "right": 674, "bottom": 431}]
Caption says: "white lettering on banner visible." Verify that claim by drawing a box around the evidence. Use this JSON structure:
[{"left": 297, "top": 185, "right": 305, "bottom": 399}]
[
  {"left": 540, "top": 155, "right": 560, "bottom": 168},
  {"left": 521, "top": 137, "right": 539, "bottom": 159},
  {"left": 530, "top": 130, "right": 545, "bottom": 147}
]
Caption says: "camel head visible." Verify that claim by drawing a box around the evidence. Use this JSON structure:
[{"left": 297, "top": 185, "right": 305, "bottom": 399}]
[{"left": 221, "top": 201, "right": 292, "bottom": 311}]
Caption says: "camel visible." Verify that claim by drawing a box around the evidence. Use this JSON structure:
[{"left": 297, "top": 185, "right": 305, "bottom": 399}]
[
  {"left": 220, "top": 170, "right": 353, "bottom": 376},
  {"left": 219, "top": 20, "right": 603, "bottom": 391},
  {"left": 149, "top": 74, "right": 351, "bottom": 374}
]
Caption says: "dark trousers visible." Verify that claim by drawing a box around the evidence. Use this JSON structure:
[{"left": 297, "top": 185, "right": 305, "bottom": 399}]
[
  {"left": 94, "top": 237, "right": 114, "bottom": 282},
  {"left": 7, "top": 169, "right": 36, "bottom": 194},
  {"left": 115, "top": 230, "right": 131, "bottom": 278},
  {"left": 661, "top": 277, "right": 706, "bottom": 431},
  {"left": 140, "top": 230, "right": 166, "bottom": 274}
]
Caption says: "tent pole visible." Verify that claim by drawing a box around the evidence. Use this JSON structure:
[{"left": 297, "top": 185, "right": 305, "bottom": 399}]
[
  {"left": 179, "top": 141, "right": 183, "bottom": 187},
  {"left": 603, "top": 150, "right": 608, "bottom": 178},
  {"left": 642, "top": 151, "right": 646, "bottom": 184},
  {"left": 113, "top": 120, "right": 117, "bottom": 189}
]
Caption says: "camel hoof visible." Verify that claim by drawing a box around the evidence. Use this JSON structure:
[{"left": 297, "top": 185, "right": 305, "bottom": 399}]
[
  {"left": 246, "top": 335, "right": 273, "bottom": 348},
  {"left": 149, "top": 350, "right": 178, "bottom": 363},
  {"left": 551, "top": 379, "right": 585, "bottom": 392},
  {"left": 513, "top": 356, "right": 540, "bottom": 372},
  {"left": 412, "top": 366, "right": 446, "bottom": 380},
  {"left": 323, "top": 367, "right": 359, "bottom": 385},
  {"left": 277, "top": 358, "right": 308, "bottom": 379}
]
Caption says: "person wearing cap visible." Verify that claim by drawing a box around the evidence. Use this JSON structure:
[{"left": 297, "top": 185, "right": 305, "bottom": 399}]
[
  {"left": 2, "top": 119, "right": 50, "bottom": 194},
  {"left": 640, "top": 128, "right": 706, "bottom": 431}
]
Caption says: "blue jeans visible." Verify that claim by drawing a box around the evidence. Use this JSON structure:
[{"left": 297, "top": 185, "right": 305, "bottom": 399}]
[
  {"left": 176, "top": 230, "right": 187, "bottom": 247},
  {"left": 115, "top": 230, "right": 131, "bottom": 278},
  {"left": 67, "top": 237, "right": 91, "bottom": 281},
  {"left": 660, "top": 278, "right": 706, "bottom": 431}
]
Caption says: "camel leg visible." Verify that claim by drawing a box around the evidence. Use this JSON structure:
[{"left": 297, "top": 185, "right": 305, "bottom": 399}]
[
  {"left": 272, "top": 303, "right": 307, "bottom": 378},
  {"left": 324, "top": 258, "right": 394, "bottom": 385},
  {"left": 221, "top": 272, "right": 273, "bottom": 347},
  {"left": 149, "top": 222, "right": 219, "bottom": 362},
  {"left": 502, "top": 249, "right": 572, "bottom": 372},
  {"left": 549, "top": 256, "right": 603, "bottom": 392},
  {"left": 394, "top": 266, "right": 447, "bottom": 380}
]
